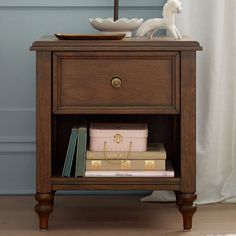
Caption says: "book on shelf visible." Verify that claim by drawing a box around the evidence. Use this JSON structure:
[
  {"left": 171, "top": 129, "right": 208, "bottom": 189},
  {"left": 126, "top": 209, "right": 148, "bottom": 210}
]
[
  {"left": 75, "top": 125, "right": 87, "bottom": 177},
  {"left": 86, "top": 159, "right": 165, "bottom": 171},
  {"left": 85, "top": 161, "right": 174, "bottom": 177},
  {"left": 86, "top": 143, "right": 166, "bottom": 160},
  {"left": 61, "top": 128, "right": 78, "bottom": 177}
]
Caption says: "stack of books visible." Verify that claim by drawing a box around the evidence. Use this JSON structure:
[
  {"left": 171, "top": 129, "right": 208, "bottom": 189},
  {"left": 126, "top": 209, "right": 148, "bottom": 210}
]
[
  {"left": 85, "top": 143, "right": 174, "bottom": 177},
  {"left": 62, "top": 127, "right": 174, "bottom": 178}
]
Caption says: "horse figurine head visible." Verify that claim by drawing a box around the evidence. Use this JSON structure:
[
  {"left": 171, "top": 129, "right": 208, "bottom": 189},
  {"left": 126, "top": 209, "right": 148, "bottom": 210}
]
[
  {"left": 166, "top": 0, "right": 182, "bottom": 14},
  {"left": 136, "top": 0, "right": 183, "bottom": 40}
]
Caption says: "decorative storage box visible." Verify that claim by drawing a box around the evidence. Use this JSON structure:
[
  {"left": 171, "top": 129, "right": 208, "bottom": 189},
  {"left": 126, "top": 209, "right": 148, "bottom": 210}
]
[{"left": 89, "top": 123, "right": 148, "bottom": 152}]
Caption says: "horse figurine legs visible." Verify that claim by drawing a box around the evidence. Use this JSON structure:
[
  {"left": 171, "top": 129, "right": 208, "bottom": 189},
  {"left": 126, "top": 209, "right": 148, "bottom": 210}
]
[
  {"left": 147, "top": 29, "right": 159, "bottom": 39},
  {"left": 174, "top": 26, "right": 182, "bottom": 39},
  {"left": 145, "top": 25, "right": 182, "bottom": 40},
  {"left": 168, "top": 25, "right": 182, "bottom": 40}
]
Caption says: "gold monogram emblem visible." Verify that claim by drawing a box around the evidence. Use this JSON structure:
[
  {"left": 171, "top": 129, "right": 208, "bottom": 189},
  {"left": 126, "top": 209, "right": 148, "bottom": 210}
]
[{"left": 113, "top": 133, "right": 123, "bottom": 143}]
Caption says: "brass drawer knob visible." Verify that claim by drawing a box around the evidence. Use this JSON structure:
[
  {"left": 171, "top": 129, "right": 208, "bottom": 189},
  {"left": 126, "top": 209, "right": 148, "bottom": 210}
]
[{"left": 110, "top": 77, "right": 122, "bottom": 88}]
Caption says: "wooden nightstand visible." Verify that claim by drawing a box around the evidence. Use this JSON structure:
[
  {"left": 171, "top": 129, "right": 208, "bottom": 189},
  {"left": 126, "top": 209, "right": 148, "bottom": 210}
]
[{"left": 31, "top": 36, "right": 202, "bottom": 230}]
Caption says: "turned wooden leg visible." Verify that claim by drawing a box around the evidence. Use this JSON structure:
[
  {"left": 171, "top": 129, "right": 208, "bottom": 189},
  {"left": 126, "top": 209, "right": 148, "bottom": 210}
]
[
  {"left": 35, "top": 193, "right": 54, "bottom": 229},
  {"left": 177, "top": 193, "right": 197, "bottom": 230}
]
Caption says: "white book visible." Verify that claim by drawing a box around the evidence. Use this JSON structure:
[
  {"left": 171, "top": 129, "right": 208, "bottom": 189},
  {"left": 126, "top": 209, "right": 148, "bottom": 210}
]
[
  {"left": 85, "top": 170, "right": 174, "bottom": 177},
  {"left": 85, "top": 161, "right": 174, "bottom": 177}
]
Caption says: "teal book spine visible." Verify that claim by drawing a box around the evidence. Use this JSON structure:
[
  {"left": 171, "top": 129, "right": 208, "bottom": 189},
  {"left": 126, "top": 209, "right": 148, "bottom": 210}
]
[
  {"left": 62, "top": 128, "right": 78, "bottom": 177},
  {"left": 75, "top": 126, "right": 87, "bottom": 177}
]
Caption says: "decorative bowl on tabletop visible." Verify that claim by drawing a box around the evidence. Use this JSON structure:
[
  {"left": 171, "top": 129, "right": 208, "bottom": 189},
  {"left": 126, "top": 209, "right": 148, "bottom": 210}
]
[
  {"left": 89, "top": 0, "right": 143, "bottom": 37},
  {"left": 89, "top": 18, "right": 143, "bottom": 37}
]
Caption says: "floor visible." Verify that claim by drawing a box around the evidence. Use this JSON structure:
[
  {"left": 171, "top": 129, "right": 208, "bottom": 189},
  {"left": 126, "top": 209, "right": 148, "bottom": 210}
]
[{"left": 0, "top": 195, "right": 236, "bottom": 236}]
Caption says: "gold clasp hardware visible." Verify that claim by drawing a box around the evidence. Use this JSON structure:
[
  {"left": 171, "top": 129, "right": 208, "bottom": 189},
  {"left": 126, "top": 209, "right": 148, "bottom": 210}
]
[
  {"left": 113, "top": 133, "right": 123, "bottom": 143},
  {"left": 103, "top": 141, "right": 133, "bottom": 163}
]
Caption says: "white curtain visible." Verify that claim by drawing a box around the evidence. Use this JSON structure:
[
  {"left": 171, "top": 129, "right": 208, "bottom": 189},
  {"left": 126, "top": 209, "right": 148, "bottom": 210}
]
[{"left": 142, "top": 0, "right": 236, "bottom": 204}]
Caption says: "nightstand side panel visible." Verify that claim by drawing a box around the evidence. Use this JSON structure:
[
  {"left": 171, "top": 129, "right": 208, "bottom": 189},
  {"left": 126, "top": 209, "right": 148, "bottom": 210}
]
[{"left": 36, "top": 51, "right": 52, "bottom": 193}]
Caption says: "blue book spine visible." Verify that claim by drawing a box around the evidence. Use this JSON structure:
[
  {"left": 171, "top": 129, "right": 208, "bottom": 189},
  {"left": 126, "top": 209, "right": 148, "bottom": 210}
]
[
  {"left": 62, "top": 128, "right": 78, "bottom": 177},
  {"left": 75, "top": 126, "right": 87, "bottom": 177}
]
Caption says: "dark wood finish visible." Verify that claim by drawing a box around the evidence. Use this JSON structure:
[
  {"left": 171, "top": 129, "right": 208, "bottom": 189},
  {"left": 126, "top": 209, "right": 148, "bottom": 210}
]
[
  {"left": 35, "top": 193, "right": 54, "bottom": 229},
  {"left": 52, "top": 184, "right": 180, "bottom": 191},
  {"left": 51, "top": 177, "right": 180, "bottom": 183},
  {"left": 53, "top": 106, "right": 180, "bottom": 115},
  {"left": 177, "top": 193, "right": 197, "bottom": 230},
  {"left": 30, "top": 36, "right": 202, "bottom": 52},
  {"left": 51, "top": 177, "right": 181, "bottom": 191},
  {"left": 31, "top": 36, "right": 201, "bottom": 230},
  {"left": 36, "top": 52, "right": 52, "bottom": 193},
  {"left": 180, "top": 52, "right": 196, "bottom": 193},
  {"left": 53, "top": 52, "right": 180, "bottom": 114}
]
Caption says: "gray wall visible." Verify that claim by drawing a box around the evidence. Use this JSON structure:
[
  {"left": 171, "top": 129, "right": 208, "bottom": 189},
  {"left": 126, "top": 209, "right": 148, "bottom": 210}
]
[{"left": 0, "top": 0, "right": 165, "bottom": 194}]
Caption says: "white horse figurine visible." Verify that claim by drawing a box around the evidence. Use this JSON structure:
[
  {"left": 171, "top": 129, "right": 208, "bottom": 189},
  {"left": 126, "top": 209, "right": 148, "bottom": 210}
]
[{"left": 136, "top": 0, "right": 182, "bottom": 40}]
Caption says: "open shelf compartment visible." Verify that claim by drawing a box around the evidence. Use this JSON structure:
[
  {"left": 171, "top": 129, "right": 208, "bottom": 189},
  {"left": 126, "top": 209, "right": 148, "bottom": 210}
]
[{"left": 52, "top": 114, "right": 180, "bottom": 183}]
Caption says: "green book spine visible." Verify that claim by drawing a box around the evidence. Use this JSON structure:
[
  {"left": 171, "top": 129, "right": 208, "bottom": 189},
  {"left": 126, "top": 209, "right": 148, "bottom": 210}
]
[
  {"left": 75, "top": 126, "right": 87, "bottom": 177},
  {"left": 62, "top": 128, "right": 78, "bottom": 177}
]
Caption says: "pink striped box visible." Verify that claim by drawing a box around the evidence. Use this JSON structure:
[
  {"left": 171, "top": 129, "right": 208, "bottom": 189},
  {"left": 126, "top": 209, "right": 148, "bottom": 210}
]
[{"left": 89, "top": 123, "right": 148, "bottom": 152}]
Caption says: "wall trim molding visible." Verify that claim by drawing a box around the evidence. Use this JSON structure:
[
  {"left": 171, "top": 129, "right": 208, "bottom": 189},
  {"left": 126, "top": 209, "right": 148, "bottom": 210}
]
[
  {"left": 0, "top": 136, "right": 35, "bottom": 143},
  {"left": 0, "top": 136, "right": 35, "bottom": 155},
  {"left": 0, "top": 108, "right": 35, "bottom": 112},
  {"left": 0, "top": 0, "right": 165, "bottom": 8}
]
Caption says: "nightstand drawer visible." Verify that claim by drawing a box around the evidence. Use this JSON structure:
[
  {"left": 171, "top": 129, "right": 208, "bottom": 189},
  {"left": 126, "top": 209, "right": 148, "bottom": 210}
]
[{"left": 53, "top": 52, "right": 180, "bottom": 114}]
